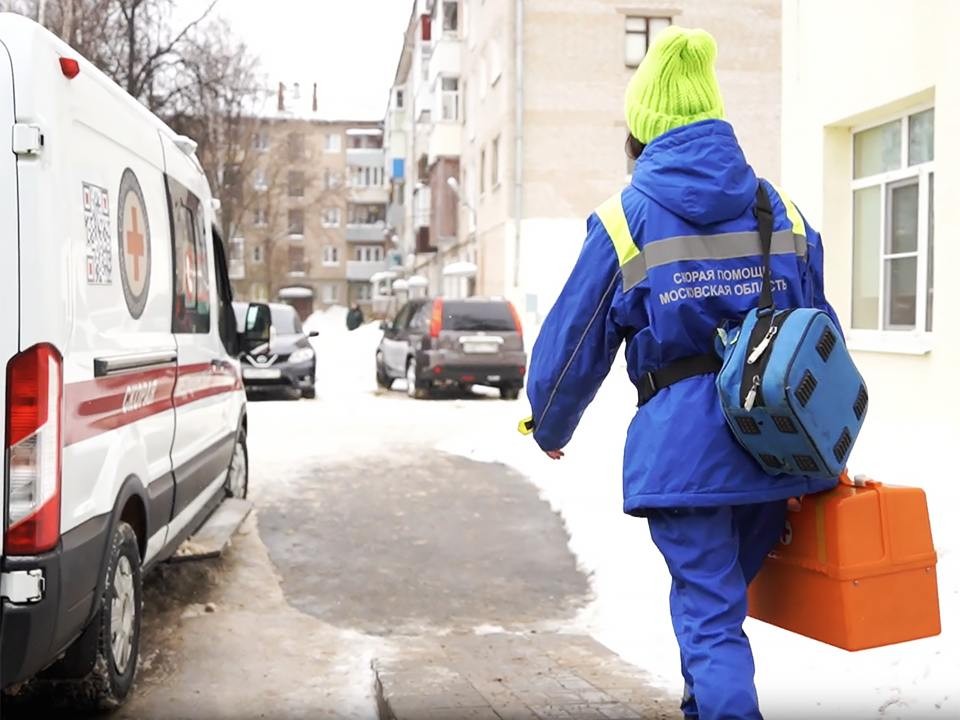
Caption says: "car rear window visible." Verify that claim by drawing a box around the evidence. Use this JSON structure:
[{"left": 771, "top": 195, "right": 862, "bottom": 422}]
[{"left": 442, "top": 301, "right": 516, "bottom": 332}]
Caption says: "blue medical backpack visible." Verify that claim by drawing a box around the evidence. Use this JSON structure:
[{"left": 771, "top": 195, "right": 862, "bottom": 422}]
[{"left": 715, "top": 184, "right": 868, "bottom": 480}]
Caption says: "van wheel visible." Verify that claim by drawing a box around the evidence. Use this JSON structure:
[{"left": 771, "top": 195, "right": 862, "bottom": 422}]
[
  {"left": 500, "top": 386, "right": 521, "bottom": 401},
  {"left": 82, "top": 522, "right": 142, "bottom": 710},
  {"left": 406, "top": 357, "right": 429, "bottom": 399},
  {"left": 226, "top": 428, "right": 249, "bottom": 499}
]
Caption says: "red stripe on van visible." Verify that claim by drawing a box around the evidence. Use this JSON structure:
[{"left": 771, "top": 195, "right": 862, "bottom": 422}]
[{"left": 63, "top": 362, "right": 242, "bottom": 447}]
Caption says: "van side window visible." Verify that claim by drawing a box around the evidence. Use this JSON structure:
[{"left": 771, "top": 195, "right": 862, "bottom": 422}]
[{"left": 167, "top": 176, "right": 211, "bottom": 334}]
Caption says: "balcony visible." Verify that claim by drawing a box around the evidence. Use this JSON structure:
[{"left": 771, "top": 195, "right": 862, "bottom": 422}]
[
  {"left": 427, "top": 35, "right": 461, "bottom": 85},
  {"left": 346, "top": 222, "right": 387, "bottom": 242},
  {"left": 346, "top": 260, "right": 387, "bottom": 281},
  {"left": 348, "top": 185, "right": 390, "bottom": 204},
  {"left": 346, "top": 147, "right": 385, "bottom": 168}
]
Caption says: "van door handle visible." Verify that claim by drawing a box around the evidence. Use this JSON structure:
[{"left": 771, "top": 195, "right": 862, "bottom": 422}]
[
  {"left": 94, "top": 351, "right": 178, "bottom": 377},
  {"left": 210, "top": 358, "right": 235, "bottom": 373}
]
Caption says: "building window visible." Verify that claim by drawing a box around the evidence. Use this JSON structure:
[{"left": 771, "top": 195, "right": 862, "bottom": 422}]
[
  {"left": 851, "top": 107, "right": 934, "bottom": 333},
  {"left": 288, "top": 245, "right": 306, "bottom": 274},
  {"left": 252, "top": 206, "right": 267, "bottom": 226},
  {"left": 321, "top": 283, "right": 339, "bottom": 303},
  {"left": 491, "top": 135, "right": 500, "bottom": 188},
  {"left": 440, "top": 77, "right": 460, "bottom": 121},
  {"left": 322, "top": 245, "right": 340, "bottom": 266},
  {"left": 355, "top": 246, "right": 383, "bottom": 262},
  {"left": 322, "top": 207, "right": 342, "bottom": 227},
  {"left": 350, "top": 166, "right": 385, "bottom": 187},
  {"left": 288, "top": 132, "right": 305, "bottom": 161},
  {"left": 625, "top": 16, "right": 671, "bottom": 67},
  {"left": 442, "top": 0, "right": 458, "bottom": 33},
  {"left": 288, "top": 209, "right": 304, "bottom": 236},
  {"left": 324, "top": 168, "right": 339, "bottom": 189},
  {"left": 288, "top": 170, "right": 305, "bottom": 197},
  {"left": 480, "top": 148, "right": 486, "bottom": 195},
  {"left": 325, "top": 133, "right": 342, "bottom": 153},
  {"left": 395, "top": 88, "right": 405, "bottom": 110},
  {"left": 253, "top": 169, "right": 267, "bottom": 192},
  {"left": 228, "top": 236, "right": 244, "bottom": 279},
  {"left": 253, "top": 130, "right": 269, "bottom": 152},
  {"left": 355, "top": 283, "right": 372, "bottom": 302},
  {"left": 252, "top": 245, "right": 263, "bottom": 263},
  {"left": 348, "top": 203, "right": 386, "bottom": 225}
]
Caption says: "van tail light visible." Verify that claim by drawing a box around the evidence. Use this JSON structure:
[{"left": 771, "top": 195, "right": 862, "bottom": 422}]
[
  {"left": 508, "top": 302, "right": 523, "bottom": 334},
  {"left": 5, "top": 344, "right": 63, "bottom": 556},
  {"left": 429, "top": 298, "right": 444, "bottom": 338}
]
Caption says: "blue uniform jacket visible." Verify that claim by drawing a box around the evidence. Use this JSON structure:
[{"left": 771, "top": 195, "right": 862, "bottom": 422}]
[{"left": 526, "top": 119, "right": 841, "bottom": 515}]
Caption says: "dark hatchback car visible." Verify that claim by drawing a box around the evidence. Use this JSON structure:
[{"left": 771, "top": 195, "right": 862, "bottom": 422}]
[
  {"left": 233, "top": 302, "right": 318, "bottom": 398},
  {"left": 376, "top": 297, "right": 527, "bottom": 399}
]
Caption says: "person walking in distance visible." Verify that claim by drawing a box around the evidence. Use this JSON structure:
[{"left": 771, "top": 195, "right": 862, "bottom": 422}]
[{"left": 523, "top": 26, "right": 840, "bottom": 720}]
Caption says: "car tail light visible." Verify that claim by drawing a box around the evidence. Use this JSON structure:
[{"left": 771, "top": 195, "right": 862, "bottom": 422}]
[
  {"left": 429, "top": 298, "right": 444, "bottom": 338},
  {"left": 520, "top": 366, "right": 526, "bottom": 376},
  {"left": 5, "top": 344, "right": 62, "bottom": 555},
  {"left": 508, "top": 302, "right": 523, "bottom": 334}
]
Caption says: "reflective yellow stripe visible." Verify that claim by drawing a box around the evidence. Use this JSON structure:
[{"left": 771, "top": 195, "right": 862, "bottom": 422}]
[
  {"left": 596, "top": 193, "right": 640, "bottom": 266},
  {"left": 772, "top": 184, "right": 805, "bottom": 237},
  {"left": 518, "top": 416, "right": 535, "bottom": 435}
]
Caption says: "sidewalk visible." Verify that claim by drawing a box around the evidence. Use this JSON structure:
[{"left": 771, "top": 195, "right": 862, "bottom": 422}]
[{"left": 375, "top": 632, "right": 678, "bottom": 720}]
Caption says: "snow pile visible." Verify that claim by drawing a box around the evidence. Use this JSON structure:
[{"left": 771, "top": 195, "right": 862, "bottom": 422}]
[{"left": 440, "top": 329, "right": 959, "bottom": 718}]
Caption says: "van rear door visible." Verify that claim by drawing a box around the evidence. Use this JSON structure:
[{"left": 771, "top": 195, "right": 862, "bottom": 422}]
[{"left": 0, "top": 36, "right": 21, "bottom": 562}]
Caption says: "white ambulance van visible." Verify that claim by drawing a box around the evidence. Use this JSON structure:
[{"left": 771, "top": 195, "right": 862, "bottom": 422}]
[{"left": 0, "top": 13, "right": 272, "bottom": 707}]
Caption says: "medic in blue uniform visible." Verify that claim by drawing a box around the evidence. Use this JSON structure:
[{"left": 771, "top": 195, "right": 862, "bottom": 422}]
[{"left": 524, "top": 27, "right": 839, "bottom": 720}]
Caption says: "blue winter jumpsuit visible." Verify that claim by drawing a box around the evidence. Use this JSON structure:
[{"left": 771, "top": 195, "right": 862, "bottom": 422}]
[{"left": 525, "top": 119, "right": 840, "bottom": 719}]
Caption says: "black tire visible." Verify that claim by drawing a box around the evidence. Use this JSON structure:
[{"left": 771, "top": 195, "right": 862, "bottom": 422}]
[
  {"left": 376, "top": 352, "right": 392, "bottom": 389},
  {"left": 500, "top": 386, "right": 521, "bottom": 401},
  {"left": 406, "top": 357, "right": 430, "bottom": 400},
  {"left": 226, "top": 427, "right": 249, "bottom": 499},
  {"left": 81, "top": 522, "right": 142, "bottom": 710},
  {"left": 302, "top": 386, "right": 316, "bottom": 400}
]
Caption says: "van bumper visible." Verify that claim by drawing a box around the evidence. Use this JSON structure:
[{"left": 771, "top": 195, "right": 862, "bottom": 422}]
[
  {"left": 1, "top": 514, "right": 110, "bottom": 687},
  {"left": 420, "top": 351, "right": 527, "bottom": 388}
]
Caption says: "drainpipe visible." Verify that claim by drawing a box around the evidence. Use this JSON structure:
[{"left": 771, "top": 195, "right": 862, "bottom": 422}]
[{"left": 512, "top": 0, "right": 524, "bottom": 290}]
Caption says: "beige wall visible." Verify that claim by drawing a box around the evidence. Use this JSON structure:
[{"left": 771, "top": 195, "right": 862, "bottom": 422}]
[{"left": 781, "top": 0, "right": 959, "bottom": 482}]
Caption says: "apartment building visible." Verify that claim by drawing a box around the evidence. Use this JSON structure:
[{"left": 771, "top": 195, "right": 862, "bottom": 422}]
[
  {"left": 781, "top": 0, "right": 956, "bottom": 490},
  {"left": 227, "top": 82, "right": 389, "bottom": 319},
  {"left": 384, "top": 0, "right": 780, "bottom": 319}
]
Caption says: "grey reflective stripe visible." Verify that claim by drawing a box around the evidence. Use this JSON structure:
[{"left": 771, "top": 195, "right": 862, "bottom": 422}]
[{"left": 620, "top": 229, "right": 807, "bottom": 291}]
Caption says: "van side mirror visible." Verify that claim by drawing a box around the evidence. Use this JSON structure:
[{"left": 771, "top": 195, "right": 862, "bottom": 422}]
[{"left": 240, "top": 303, "right": 272, "bottom": 353}]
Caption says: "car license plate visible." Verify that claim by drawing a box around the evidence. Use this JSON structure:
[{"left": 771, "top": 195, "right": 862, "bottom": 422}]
[
  {"left": 243, "top": 368, "right": 281, "bottom": 380},
  {"left": 463, "top": 342, "right": 500, "bottom": 354}
]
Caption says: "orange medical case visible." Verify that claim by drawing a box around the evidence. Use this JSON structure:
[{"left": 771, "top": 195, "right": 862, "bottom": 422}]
[{"left": 748, "top": 473, "right": 941, "bottom": 651}]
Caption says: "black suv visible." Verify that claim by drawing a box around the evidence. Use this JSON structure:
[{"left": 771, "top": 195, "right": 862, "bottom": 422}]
[
  {"left": 234, "top": 302, "right": 318, "bottom": 398},
  {"left": 376, "top": 297, "right": 527, "bottom": 399}
]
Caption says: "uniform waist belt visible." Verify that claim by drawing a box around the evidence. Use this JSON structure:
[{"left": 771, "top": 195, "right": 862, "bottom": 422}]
[{"left": 636, "top": 354, "right": 723, "bottom": 407}]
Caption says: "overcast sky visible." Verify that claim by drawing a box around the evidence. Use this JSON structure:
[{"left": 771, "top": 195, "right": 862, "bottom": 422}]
[{"left": 180, "top": 0, "right": 413, "bottom": 120}]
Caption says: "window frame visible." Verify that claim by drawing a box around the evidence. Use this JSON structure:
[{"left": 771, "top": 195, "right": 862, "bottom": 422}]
[
  {"left": 322, "top": 245, "right": 340, "bottom": 266},
  {"left": 288, "top": 208, "right": 305, "bottom": 237},
  {"left": 624, "top": 15, "right": 671, "bottom": 68},
  {"left": 848, "top": 103, "right": 934, "bottom": 349},
  {"left": 491, "top": 135, "right": 500, "bottom": 189},
  {"left": 166, "top": 175, "right": 212, "bottom": 335},
  {"left": 288, "top": 244, "right": 306, "bottom": 275}
]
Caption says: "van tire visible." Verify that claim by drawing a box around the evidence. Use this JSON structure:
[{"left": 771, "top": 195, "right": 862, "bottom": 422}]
[
  {"left": 225, "top": 427, "right": 249, "bottom": 499},
  {"left": 82, "top": 521, "right": 142, "bottom": 710}
]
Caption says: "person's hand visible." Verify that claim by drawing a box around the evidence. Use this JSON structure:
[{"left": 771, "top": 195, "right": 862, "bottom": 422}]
[
  {"left": 787, "top": 496, "right": 803, "bottom": 512},
  {"left": 545, "top": 450, "right": 565, "bottom": 460}
]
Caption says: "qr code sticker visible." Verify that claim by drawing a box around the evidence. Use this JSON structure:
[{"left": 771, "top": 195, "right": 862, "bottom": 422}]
[{"left": 83, "top": 182, "right": 112, "bottom": 284}]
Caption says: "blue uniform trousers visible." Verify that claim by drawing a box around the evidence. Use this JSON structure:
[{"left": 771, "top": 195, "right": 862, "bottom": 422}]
[{"left": 647, "top": 500, "right": 787, "bottom": 720}]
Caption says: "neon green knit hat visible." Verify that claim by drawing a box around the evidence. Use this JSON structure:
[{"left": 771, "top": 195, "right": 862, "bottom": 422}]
[{"left": 624, "top": 26, "right": 725, "bottom": 145}]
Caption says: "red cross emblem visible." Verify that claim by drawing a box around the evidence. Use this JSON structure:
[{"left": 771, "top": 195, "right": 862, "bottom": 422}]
[{"left": 126, "top": 205, "right": 145, "bottom": 281}]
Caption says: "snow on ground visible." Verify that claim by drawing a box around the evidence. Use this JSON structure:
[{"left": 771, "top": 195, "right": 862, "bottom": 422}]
[{"left": 295, "top": 307, "right": 958, "bottom": 719}]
